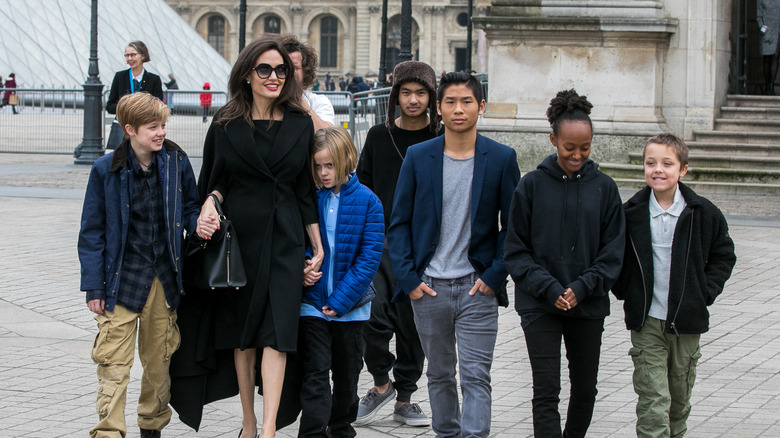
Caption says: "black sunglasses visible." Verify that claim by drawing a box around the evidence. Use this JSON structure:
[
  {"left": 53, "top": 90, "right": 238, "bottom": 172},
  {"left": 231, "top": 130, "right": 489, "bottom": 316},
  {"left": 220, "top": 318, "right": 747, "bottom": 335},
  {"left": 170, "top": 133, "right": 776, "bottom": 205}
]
[{"left": 254, "top": 63, "right": 288, "bottom": 79}]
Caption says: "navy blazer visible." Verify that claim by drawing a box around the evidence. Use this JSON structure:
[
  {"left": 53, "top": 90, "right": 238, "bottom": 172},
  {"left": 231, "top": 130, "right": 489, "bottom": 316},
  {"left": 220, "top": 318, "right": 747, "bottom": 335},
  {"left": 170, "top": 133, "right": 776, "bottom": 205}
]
[{"left": 387, "top": 133, "right": 521, "bottom": 306}]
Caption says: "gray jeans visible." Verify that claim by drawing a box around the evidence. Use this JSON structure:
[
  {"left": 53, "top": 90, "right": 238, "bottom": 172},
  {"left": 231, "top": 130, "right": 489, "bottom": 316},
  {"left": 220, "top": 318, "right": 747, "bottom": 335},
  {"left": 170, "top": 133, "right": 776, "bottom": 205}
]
[{"left": 412, "top": 273, "right": 498, "bottom": 438}]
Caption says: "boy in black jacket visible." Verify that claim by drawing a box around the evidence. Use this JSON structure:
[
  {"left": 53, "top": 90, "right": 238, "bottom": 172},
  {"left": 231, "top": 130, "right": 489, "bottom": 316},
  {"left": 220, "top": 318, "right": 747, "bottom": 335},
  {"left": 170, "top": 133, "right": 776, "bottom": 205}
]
[{"left": 612, "top": 133, "right": 736, "bottom": 438}]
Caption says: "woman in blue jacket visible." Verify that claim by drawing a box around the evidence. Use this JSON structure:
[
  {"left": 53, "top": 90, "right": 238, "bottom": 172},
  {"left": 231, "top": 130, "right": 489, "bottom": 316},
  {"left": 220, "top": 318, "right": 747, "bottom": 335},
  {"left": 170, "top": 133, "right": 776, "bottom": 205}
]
[
  {"left": 504, "top": 89, "right": 626, "bottom": 438},
  {"left": 299, "top": 126, "right": 384, "bottom": 437}
]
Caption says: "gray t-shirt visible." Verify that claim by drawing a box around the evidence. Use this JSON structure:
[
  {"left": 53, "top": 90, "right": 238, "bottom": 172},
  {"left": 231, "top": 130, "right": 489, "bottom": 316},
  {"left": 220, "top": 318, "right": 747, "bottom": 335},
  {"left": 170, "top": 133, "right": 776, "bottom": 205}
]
[{"left": 424, "top": 153, "right": 475, "bottom": 279}]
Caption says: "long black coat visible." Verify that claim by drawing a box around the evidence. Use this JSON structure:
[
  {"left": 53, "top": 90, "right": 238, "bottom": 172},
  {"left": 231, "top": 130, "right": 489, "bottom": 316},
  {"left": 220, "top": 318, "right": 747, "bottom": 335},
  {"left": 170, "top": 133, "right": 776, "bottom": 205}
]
[{"left": 170, "top": 107, "right": 316, "bottom": 430}]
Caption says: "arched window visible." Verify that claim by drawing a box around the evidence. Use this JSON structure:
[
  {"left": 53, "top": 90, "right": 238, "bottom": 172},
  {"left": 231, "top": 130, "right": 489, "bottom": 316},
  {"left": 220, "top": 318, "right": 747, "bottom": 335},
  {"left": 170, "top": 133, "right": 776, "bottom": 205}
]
[
  {"left": 320, "top": 16, "right": 338, "bottom": 68},
  {"left": 264, "top": 15, "right": 281, "bottom": 34},
  {"left": 208, "top": 15, "right": 226, "bottom": 57}
]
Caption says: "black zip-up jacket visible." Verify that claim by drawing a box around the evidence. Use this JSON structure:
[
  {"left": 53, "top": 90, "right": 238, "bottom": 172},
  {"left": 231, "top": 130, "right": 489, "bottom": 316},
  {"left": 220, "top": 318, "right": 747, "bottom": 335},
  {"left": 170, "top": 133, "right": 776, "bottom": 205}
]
[
  {"left": 504, "top": 154, "right": 626, "bottom": 319},
  {"left": 612, "top": 183, "right": 736, "bottom": 335}
]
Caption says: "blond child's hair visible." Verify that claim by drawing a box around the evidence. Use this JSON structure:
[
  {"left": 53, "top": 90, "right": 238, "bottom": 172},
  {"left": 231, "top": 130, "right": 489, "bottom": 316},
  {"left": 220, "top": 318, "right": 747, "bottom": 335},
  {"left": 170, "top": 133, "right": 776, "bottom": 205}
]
[
  {"left": 643, "top": 133, "right": 689, "bottom": 168},
  {"left": 311, "top": 126, "right": 358, "bottom": 188},
  {"left": 116, "top": 92, "right": 170, "bottom": 138}
]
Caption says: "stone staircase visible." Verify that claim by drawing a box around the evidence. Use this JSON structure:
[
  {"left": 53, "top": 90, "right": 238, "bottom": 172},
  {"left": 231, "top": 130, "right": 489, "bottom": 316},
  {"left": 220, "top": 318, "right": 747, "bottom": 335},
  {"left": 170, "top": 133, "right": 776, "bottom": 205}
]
[{"left": 601, "top": 95, "right": 780, "bottom": 195}]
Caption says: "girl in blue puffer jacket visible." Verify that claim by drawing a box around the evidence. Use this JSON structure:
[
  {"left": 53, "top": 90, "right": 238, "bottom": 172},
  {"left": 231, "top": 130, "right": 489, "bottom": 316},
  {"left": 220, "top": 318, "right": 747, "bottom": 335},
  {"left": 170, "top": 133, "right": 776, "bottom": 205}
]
[{"left": 299, "top": 126, "right": 384, "bottom": 436}]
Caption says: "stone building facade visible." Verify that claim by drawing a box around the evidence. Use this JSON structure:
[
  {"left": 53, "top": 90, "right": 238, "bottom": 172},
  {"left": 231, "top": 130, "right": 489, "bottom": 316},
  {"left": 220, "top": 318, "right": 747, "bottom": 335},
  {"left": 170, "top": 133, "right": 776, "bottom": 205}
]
[
  {"left": 471, "top": 0, "right": 739, "bottom": 170},
  {"left": 164, "top": 0, "right": 491, "bottom": 80}
]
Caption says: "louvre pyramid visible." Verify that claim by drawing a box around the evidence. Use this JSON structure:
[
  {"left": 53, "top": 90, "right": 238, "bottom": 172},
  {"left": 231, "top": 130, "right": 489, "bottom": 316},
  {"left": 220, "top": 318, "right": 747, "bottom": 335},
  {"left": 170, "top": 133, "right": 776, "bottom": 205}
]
[{"left": 0, "top": 0, "right": 231, "bottom": 92}]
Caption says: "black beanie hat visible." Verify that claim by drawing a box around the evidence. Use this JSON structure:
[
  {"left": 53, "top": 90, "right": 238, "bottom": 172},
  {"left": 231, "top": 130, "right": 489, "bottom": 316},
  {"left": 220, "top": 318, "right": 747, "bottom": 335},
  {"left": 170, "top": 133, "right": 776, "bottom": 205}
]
[{"left": 386, "top": 61, "right": 439, "bottom": 132}]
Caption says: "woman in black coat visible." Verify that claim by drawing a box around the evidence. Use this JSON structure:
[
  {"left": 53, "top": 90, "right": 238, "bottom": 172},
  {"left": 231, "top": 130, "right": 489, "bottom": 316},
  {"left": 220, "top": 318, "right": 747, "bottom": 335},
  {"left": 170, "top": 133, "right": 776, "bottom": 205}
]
[
  {"left": 106, "top": 40, "right": 164, "bottom": 114},
  {"left": 174, "top": 35, "right": 323, "bottom": 438}
]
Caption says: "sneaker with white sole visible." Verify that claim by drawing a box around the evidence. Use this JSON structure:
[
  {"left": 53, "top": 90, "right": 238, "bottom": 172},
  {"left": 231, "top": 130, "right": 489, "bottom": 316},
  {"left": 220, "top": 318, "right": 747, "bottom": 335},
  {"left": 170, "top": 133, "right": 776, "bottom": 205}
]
[
  {"left": 393, "top": 402, "right": 431, "bottom": 427},
  {"left": 353, "top": 385, "right": 396, "bottom": 425}
]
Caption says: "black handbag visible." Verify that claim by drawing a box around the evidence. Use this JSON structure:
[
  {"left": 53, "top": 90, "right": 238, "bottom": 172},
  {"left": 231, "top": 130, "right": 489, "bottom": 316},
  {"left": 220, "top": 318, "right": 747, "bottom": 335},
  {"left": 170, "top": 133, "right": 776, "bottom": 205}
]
[
  {"left": 183, "top": 194, "right": 247, "bottom": 290},
  {"left": 106, "top": 121, "right": 123, "bottom": 150}
]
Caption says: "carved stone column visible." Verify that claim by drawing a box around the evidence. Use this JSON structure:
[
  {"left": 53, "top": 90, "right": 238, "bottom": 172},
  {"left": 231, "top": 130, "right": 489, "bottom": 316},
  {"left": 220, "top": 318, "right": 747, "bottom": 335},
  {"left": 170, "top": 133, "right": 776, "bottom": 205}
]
[{"left": 472, "top": 1, "right": 688, "bottom": 169}]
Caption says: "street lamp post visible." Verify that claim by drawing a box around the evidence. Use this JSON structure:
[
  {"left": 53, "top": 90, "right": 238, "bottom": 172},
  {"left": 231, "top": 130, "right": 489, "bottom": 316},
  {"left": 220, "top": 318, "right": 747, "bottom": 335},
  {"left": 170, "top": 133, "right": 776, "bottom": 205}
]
[
  {"left": 74, "top": 0, "right": 104, "bottom": 165},
  {"left": 378, "top": 0, "right": 389, "bottom": 86},
  {"left": 399, "top": 0, "right": 413, "bottom": 62},
  {"left": 238, "top": 0, "right": 247, "bottom": 53},
  {"left": 466, "top": 0, "right": 473, "bottom": 73}
]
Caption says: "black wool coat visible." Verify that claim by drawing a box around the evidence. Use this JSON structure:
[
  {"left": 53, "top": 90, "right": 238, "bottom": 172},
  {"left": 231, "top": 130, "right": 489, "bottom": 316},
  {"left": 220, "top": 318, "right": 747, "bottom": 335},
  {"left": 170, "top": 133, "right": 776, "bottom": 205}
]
[
  {"left": 106, "top": 69, "right": 164, "bottom": 113},
  {"left": 170, "top": 107, "right": 316, "bottom": 431},
  {"left": 612, "top": 183, "right": 736, "bottom": 335}
]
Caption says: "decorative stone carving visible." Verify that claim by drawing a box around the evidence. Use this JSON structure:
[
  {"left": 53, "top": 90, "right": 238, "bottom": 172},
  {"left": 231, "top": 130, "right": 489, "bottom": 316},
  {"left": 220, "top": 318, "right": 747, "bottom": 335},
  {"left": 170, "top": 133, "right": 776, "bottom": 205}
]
[
  {"left": 369, "top": 5, "right": 380, "bottom": 13},
  {"left": 290, "top": 6, "right": 303, "bottom": 14}
]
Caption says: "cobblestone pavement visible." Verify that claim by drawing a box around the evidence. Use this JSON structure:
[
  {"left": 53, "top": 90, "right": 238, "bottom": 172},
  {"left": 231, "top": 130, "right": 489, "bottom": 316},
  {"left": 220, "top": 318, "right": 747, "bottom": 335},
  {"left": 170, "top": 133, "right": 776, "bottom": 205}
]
[{"left": 1, "top": 154, "right": 779, "bottom": 437}]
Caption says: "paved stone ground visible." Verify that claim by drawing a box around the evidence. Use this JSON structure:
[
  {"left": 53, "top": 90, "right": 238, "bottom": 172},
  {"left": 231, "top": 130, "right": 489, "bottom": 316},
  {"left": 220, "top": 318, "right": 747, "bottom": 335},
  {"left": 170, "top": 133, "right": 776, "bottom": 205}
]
[{"left": 1, "top": 154, "right": 779, "bottom": 437}]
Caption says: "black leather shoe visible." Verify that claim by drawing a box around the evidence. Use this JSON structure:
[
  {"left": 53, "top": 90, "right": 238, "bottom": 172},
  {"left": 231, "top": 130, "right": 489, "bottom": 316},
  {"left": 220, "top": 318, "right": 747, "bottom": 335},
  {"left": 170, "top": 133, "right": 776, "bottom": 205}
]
[{"left": 140, "top": 429, "right": 161, "bottom": 438}]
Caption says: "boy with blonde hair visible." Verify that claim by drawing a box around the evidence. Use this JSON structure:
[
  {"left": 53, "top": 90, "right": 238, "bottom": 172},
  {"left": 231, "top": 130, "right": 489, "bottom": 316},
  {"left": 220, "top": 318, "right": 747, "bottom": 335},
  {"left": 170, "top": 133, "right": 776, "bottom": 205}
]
[
  {"left": 613, "top": 133, "right": 736, "bottom": 437},
  {"left": 78, "top": 92, "right": 201, "bottom": 438}
]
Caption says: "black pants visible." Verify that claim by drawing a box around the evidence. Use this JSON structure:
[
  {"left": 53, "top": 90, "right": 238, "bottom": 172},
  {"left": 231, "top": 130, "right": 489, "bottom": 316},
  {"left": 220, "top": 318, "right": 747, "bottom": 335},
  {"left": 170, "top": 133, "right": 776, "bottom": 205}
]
[
  {"left": 522, "top": 313, "right": 604, "bottom": 438},
  {"left": 362, "top": 247, "right": 425, "bottom": 402},
  {"left": 298, "top": 317, "right": 364, "bottom": 438}
]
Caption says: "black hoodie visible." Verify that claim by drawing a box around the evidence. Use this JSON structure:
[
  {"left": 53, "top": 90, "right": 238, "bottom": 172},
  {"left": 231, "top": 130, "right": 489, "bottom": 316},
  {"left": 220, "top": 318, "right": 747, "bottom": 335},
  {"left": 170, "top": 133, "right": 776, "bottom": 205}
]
[{"left": 504, "top": 154, "right": 626, "bottom": 319}]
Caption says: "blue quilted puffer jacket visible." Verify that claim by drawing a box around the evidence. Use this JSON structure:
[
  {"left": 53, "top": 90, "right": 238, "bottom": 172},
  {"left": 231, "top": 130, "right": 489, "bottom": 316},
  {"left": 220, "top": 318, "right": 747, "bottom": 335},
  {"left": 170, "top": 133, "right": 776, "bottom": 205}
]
[{"left": 303, "top": 174, "right": 384, "bottom": 317}]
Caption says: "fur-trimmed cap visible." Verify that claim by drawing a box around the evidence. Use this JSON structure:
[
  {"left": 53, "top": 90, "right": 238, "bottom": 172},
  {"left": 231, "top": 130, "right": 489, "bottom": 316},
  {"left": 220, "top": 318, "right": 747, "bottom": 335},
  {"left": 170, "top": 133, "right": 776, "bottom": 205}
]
[{"left": 386, "top": 61, "right": 439, "bottom": 132}]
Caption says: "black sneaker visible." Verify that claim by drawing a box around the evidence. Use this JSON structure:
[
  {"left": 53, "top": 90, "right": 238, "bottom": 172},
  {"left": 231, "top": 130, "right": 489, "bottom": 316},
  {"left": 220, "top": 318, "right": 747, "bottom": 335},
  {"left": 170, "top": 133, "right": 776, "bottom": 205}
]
[{"left": 353, "top": 385, "right": 396, "bottom": 425}]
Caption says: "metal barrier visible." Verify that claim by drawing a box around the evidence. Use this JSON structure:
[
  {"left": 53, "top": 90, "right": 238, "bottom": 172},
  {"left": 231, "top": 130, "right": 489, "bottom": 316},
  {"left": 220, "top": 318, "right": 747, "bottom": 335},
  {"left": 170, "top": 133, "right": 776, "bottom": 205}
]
[
  {"left": 0, "top": 88, "right": 87, "bottom": 154},
  {"left": 0, "top": 86, "right": 399, "bottom": 157},
  {"left": 104, "top": 90, "right": 228, "bottom": 157}
]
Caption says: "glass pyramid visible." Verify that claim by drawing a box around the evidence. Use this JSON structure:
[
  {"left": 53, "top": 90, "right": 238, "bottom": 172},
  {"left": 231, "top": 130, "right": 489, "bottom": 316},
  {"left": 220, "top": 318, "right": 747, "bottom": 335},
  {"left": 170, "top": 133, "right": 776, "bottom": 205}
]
[{"left": 0, "top": 0, "right": 232, "bottom": 92}]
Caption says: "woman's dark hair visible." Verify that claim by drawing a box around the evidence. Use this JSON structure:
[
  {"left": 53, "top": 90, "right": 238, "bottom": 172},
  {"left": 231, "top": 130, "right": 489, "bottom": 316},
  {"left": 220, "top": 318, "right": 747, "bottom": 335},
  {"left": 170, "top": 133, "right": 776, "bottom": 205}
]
[
  {"left": 546, "top": 89, "right": 593, "bottom": 136},
  {"left": 437, "top": 72, "right": 483, "bottom": 103},
  {"left": 217, "top": 34, "right": 304, "bottom": 126},
  {"left": 127, "top": 41, "right": 150, "bottom": 63}
]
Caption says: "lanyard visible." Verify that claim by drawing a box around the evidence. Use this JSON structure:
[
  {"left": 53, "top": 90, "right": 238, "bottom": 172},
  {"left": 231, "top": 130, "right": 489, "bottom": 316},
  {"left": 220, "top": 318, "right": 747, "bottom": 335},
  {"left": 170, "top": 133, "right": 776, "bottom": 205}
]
[{"left": 129, "top": 69, "right": 142, "bottom": 93}]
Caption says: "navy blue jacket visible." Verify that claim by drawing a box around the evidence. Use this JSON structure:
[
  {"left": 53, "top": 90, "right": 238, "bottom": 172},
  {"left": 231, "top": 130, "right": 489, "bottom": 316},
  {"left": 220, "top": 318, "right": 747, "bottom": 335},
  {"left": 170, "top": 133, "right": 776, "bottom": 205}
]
[
  {"left": 387, "top": 134, "right": 521, "bottom": 306},
  {"left": 78, "top": 139, "right": 200, "bottom": 311},
  {"left": 303, "top": 174, "right": 384, "bottom": 317},
  {"left": 612, "top": 183, "right": 736, "bottom": 334},
  {"left": 504, "top": 154, "right": 626, "bottom": 319}
]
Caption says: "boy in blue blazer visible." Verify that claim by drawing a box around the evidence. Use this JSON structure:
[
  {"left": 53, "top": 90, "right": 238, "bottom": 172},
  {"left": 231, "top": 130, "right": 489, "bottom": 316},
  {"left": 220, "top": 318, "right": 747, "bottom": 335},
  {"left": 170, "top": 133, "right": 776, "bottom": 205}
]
[{"left": 387, "top": 72, "right": 521, "bottom": 437}]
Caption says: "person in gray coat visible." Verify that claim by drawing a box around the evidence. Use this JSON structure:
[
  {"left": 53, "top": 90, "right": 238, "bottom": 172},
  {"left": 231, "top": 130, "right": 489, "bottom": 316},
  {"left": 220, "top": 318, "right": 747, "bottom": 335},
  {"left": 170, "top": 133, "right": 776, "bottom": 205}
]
[{"left": 757, "top": 0, "right": 780, "bottom": 94}]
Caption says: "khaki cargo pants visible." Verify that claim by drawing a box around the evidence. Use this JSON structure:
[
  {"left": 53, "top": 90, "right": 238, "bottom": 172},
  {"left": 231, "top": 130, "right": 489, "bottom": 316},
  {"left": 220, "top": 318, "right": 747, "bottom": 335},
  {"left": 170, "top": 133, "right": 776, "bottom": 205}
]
[
  {"left": 89, "top": 278, "right": 181, "bottom": 438},
  {"left": 630, "top": 316, "right": 701, "bottom": 438}
]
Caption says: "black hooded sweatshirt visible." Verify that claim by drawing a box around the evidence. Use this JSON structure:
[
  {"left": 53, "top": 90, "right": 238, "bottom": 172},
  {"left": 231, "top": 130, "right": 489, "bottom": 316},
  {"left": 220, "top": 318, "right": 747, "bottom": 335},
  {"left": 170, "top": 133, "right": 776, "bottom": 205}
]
[{"left": 504, "top": 154, "right": 625, "bottom": 320}]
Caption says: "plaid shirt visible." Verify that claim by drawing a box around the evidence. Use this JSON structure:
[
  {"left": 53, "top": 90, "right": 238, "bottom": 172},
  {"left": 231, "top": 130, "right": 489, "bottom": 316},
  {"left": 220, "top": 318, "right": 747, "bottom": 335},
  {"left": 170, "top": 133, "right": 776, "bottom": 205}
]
[{"left": 112, "top": 149, "right": 178, "bottom": 312}]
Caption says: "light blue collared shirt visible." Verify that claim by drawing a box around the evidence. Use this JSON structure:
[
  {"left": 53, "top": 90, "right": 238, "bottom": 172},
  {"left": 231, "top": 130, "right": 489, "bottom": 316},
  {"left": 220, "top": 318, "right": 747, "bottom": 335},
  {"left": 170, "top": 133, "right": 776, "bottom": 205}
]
[{"left": 648, "top": 185, "right": 687, "bottom": 320}]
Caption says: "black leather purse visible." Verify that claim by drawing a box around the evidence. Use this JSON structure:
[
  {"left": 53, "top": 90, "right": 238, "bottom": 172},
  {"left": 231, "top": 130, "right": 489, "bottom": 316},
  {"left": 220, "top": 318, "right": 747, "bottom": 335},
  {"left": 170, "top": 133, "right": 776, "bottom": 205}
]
[{"left": 183, "top": 194, "right": 247, "bottom": 290}]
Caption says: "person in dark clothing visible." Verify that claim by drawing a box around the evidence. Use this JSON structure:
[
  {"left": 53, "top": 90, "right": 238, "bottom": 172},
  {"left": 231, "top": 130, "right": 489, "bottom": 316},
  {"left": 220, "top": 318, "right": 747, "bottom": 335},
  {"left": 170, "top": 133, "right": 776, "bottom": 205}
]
[
  {"left": 164, "top": 73, "right": 178, "bottom": 110},
  {"left": 3, "top": 73, "right": 18, "bottom": 114},
  {"left": 105, "top": 41, "right": 165, "bottom": 150},
  {"left": 612, "top": 133, "right": 736, "bottom": 438},
  {"left": 354, "top": 61, "right": 441, "bottom": 427},
  {"left": 503, "top": 89, "right": 626, "bottom": 438},
  {"left": 106, "top": 41, "right": 164, "bottom": 114},
  {"left": 339, "top": 77, "right": 347, "bottom": 91}
]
